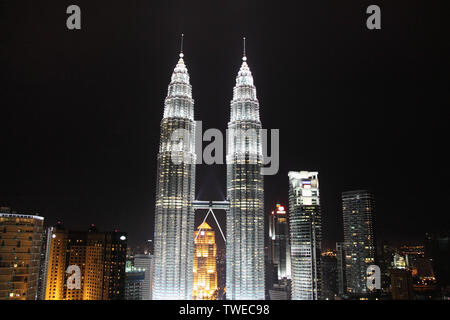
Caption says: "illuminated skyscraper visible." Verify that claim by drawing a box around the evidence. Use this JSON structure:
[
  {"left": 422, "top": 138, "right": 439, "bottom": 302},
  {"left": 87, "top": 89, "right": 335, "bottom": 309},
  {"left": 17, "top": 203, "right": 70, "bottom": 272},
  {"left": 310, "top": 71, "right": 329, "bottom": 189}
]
[
  {"left": 341, "top": 190, "right": 376, "bottom": 295},
  {"left": 125, "top": 263, "right": 145, "bottom": 300},
  {"left": 43, "top": 224, "right": 127, "bottom": 300},
  {"left": 153, "top": 48, "right": 196, "bottom": 300},
  {"left": 226, "top": 44, "right": 265, "bottom": 300},
  {"left": 0, "top": 208, "right": 44, "bottom": 300},
  {"left": 269, "top": 204, "right": 291, "bottom": 280},
  {"left": 134, "top": 253, "right": 154, "bottom": 300},
  {"left": 288, "top": 171, "right": 322, "bottom": 300},
  {"left": 193, "top": 222, "right": 217, "bottom": 300}
]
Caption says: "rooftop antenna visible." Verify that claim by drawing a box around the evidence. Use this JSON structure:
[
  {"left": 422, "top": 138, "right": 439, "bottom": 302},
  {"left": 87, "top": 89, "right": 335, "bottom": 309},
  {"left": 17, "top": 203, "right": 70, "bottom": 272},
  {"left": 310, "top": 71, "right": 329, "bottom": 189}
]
[
  {"left": 179, "top": 33, "right": 184, "bottom": 58},
  {"left": 242, "top": 36, "right": 247, "bottom": 61}
]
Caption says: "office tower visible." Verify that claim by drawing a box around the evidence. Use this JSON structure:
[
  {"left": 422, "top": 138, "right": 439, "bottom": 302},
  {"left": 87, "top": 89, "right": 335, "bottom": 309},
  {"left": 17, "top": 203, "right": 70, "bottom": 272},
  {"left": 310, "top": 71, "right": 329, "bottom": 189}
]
[
  {"left": 322, "top": 250, "right": 338, "bottom": 300},
  {"left": 226, "top": 47, "right": 265, "bottom": 300},
  {"left": 336, "top": 242, "right": 347, "bottom": 296},
  {"left": 153, "top": 49, "right": 196, "bottom": 300},
  {"left": 264, "top": 245, "right": 278, "bottom": 299},
  {"left": 192, "top": 222, "right": 217, "bottom": 300},
  {"left": 341, "top": 190, "right": 376, "bottom": 296},
  {"left": 269, "top": 204, "right": 291, "bottom": 280},
  {"left": 0, "top": 207, "right": 44, "bottom": 300},
  {"left": 125, "top": 263, "right": 145, "bottom": 300},
  {"left": 134, "top": 254, "right": 154, "bottom": 300},
  {"left": 43, "top": 224, "right": 127, "bottom": 300},
  {"left": 288, "top": 171, "right": 322, "bottom": 300},
  {"left": 390, "top": 269, "right": 414, "bottom": 300}
]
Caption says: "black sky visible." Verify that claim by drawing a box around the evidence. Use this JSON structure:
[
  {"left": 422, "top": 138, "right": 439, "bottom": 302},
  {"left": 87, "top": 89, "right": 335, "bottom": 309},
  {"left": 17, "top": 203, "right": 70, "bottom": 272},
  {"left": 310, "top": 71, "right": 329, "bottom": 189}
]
[{"left": 1, "top": 0, "right": 449, "bottom": 248}]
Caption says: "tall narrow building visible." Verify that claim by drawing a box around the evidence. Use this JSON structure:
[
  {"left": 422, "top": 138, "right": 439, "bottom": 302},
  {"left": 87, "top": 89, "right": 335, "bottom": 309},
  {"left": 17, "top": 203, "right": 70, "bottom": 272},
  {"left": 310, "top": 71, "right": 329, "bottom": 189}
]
[
  {"left": 193, "top": 222, "right": 217, "bottom": 300},
  {"left": 226, "top": 44, "right": 265, "bottom": 300},
  {"left": 134, "top": 254, "right": 154, "bottom": 300},
  {"left": 341, "top": 190, "right": 376, "bottom": 296},
  {"left": 336, "top": 242, "right": 347, "bottom": 296},
  {"left": 153, "top": 49, "right": 196, "bottom": 300},
  {"left": 288, "top": 171, "right": 322, "bottom": 300},
  {"left": 269, "top": 204, "right": 291, "bottom": 280}
]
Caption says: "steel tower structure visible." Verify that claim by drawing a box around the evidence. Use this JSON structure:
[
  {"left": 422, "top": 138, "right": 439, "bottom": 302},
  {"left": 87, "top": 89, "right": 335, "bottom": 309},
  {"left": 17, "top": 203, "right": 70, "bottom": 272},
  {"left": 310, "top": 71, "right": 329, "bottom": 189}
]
[
  {"left": 153, "top": 46, "right": 196, "bottom": 299},
  {"left": 226, "top": 41, "right": 265, "bottom": 300}
]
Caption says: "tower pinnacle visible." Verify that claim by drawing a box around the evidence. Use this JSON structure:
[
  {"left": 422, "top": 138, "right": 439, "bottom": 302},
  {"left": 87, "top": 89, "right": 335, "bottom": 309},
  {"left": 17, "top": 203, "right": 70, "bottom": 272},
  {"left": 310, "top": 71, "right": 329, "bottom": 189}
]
[
  {"left": 242, "top": 37, "right": 247, "bottom": 61},
  {"left": 179, "top": 33, "right": 184, "bottom": 58}
]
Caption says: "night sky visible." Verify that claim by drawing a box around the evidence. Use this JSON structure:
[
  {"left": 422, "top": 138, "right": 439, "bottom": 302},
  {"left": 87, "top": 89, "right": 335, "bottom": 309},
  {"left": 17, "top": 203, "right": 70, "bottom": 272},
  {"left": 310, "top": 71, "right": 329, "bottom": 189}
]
[{"left": 1, "top": 0, "right": 448, "bottom": 249}]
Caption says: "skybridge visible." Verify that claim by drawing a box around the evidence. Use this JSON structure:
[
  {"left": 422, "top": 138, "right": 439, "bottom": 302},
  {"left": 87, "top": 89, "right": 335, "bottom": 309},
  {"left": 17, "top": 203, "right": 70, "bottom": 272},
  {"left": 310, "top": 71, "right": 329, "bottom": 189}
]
[{"left": 192, "top": 200, "right": 229, "bottom": 242}]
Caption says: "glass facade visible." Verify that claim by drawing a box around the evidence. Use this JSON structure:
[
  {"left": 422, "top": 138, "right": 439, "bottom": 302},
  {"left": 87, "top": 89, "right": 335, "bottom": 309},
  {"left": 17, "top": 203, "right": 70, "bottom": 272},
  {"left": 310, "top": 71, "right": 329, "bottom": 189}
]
[
  {"left": 288, "top": 171, "right": 322, "bottom": 300},
  {"left": 226, "top": 56, "right": 265, "bottom": 300},
  {"left": 153, "top": 54, "right": 196, "bottom": 299},
  {"left": 269, "top": 204, "right": 291, "bottom": 280},
  {"left": 341, "top": 190, "right": 376, "bottom": 295}
]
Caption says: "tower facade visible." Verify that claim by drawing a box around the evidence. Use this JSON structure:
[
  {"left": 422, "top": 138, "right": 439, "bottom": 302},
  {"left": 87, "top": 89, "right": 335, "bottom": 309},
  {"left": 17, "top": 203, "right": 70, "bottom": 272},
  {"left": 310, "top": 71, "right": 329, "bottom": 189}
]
[
  {"left": 288, "top": 171, "right": 322, "bottom": 300},
  {"left": 226, "top": 53, "right": 265, "bottom": 300},
  {"left": 153, "top": 53, "right": 196, "bottom": 299},
  {"left": 193, "top": 222, "right": 217, "bottom": 300},
  {"left": 0, "top": 208, "right": 44, "bottom": 300},
  {"left": 269, "top": 204, "right": 291, "bottom": 280},
  {"left": 341, "top": 190, "right": 376, "bottom": 295},
  {"left": 134, "top": 254, "right": 154, "bottom": 300}
]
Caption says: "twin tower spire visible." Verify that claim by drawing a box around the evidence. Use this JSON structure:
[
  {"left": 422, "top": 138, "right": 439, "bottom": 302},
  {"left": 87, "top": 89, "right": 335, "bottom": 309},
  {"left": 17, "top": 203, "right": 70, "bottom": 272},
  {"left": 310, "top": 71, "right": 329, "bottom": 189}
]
[{"left": 153, "top": 36, "right": 264, "bottom": 300}]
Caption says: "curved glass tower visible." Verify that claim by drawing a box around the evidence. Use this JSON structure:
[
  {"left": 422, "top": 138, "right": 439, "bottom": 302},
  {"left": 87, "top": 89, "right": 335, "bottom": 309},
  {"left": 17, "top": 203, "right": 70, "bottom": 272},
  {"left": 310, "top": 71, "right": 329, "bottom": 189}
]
[
  {"left": 153, "top": 52, "right": 196, "bottom": 300},
  {"left": 226, "top": 52, "right": 265, "bottom": 300}
]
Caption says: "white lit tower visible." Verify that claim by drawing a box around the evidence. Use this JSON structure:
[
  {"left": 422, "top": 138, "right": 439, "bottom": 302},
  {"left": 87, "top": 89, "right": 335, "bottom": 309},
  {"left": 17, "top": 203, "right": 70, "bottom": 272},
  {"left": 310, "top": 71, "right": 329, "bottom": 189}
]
[
  {"left": 288, "top": 171, "right": 322, "bottom": 300},
  {"left": 226, "top": 38, "right": 265, "bottom": 300},
  {"left": 153, "top": 37, "right": 196, "bottom": 300}
]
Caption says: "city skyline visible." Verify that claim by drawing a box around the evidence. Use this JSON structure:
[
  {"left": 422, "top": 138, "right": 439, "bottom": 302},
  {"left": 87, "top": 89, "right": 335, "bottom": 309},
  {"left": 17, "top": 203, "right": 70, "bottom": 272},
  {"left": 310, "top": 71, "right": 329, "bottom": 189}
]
[{"left": 1, "top": 0, "right": 448, "bottom": 282}]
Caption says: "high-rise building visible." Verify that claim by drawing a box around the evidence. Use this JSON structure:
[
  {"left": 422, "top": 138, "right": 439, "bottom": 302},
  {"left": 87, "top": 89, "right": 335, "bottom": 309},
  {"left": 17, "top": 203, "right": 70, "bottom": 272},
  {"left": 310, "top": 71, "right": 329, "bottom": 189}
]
[
  {"left": 322, "top": 250, "right": 338, "bottom": 300},
  {"left": 288, "top": 171, "right": 322, "bottom": 300},
  {"left": 336, "top": 242, "right": 347, "bottom": 297},
  {"left": 0, "top": 208, "right": 44, "bottom": 300},
  {"left": 226, "top": 49, "right": 265, "bottom": 300},
  {"left": 153, "top": 49, "right": 196, "bottom": 300},
  {"left": 134, "top": 254, "right": 154, "bottom": 300},
  {"left": 341, "top": 190, "right": 376, "bottom": 296},
  {"left": 269, "top": 204, "right": 291, "bottom": 280},
  {"left": 264, "top": 244, "right": 278, "bottom": 299},
  {"left": 42, "top": 224, "right": 127, "bottom": 300},
  {"left": 193, "top": 222, "right": 217, "bottom": 300},
  {"left": 125, "top": 262, "right": 145, "bottom": 300}
]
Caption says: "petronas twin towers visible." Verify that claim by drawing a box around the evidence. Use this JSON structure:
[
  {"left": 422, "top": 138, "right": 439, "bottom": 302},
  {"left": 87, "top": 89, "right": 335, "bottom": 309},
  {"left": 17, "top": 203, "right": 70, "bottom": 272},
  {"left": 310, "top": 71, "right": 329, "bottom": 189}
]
[{"left": 153, "top": 40, "right": 265, "bottom": 300}]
